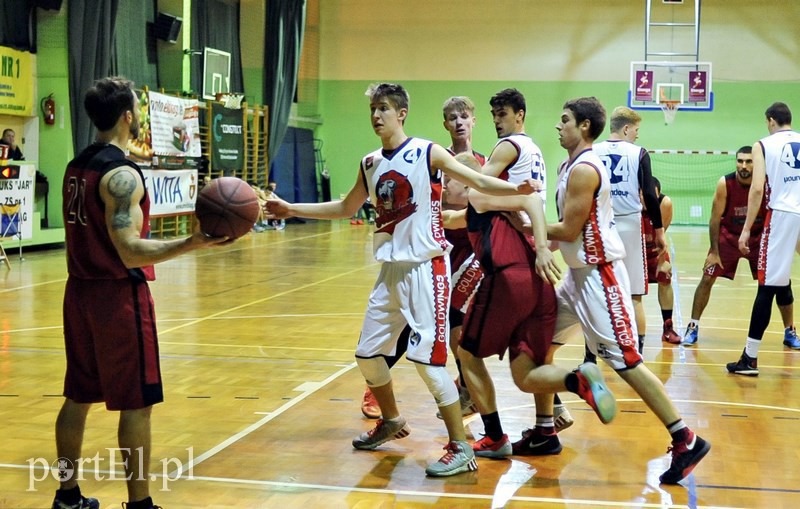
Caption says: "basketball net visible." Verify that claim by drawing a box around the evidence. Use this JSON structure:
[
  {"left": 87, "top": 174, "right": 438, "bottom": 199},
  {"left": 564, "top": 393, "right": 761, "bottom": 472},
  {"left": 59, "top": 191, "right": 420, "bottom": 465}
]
[{"left": 660, "top": 100, "right": 680, "bottom": 125}]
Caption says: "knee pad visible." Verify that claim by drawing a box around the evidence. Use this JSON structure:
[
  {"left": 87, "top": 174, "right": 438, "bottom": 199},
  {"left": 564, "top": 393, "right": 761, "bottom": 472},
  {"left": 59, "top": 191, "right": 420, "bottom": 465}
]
[
  {"left": 415, "top": 363, "right": 458, "bottom": 407},
  {"left": 357, "top": 356, "right": 391, "bottom": 388},
  {"left": 776, "top": 283, "right": 794, "bottom": 307}
]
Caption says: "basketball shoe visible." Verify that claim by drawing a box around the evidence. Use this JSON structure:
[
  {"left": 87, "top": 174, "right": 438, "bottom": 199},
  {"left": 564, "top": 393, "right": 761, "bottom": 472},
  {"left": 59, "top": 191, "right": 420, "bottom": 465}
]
[
  {"left": 352, "top": 417, "right": 410, "bottom": 450},
  {"left": 575, "top": 362, "right": 617, "bottom": 424},
  {"left": 682, "top": 323, "right": 699, "bottom": 346},
  {"left": 472, "top": 434, "right": 512, "bottom": 458},
  {"left": 361, "top": 386, "right": 380, "bottom": 419},
  {"left": 662, "top": 319, "right": 682, "bottom": 344},
  {"left": 511, "top": 427, "right": 562, "bottom": 456},
  {"left": 783, "top": 326, "right": 800, "bottom": 349},
  {"left": 425, "top": 441, "right": 478, "bottom": 477},
  {"left": 553, "top": 403, "right": 574, "bottom": 433},
  {"left": 726, "top": 350, "right": 758, "bottom": 376},
  {"left": 51, "top": 494, "right": 99, "bottom": 509},
  {"left": 659, "top": 431, "right": 711, "bottom": 484}
]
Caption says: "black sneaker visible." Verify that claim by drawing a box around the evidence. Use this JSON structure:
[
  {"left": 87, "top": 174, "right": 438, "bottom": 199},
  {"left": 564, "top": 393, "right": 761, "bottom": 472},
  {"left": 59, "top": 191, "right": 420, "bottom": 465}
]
[
  {"left": 52, "top": 495, "right": 99, "bottom": 509},
  {"left": 511, "top": 428, "right": 562, "bottom": 456},
  {"left": 659, "top": 433, "right": 711, "bottom": 484},
  {"left": 726, "top": 350, "right": 758, "bottom": 376}
]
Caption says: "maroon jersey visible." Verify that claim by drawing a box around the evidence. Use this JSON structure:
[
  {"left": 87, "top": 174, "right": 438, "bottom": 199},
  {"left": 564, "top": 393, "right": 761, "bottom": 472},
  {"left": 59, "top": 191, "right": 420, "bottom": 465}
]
[
  {"left": 721, "top": 172, "right": 766, "bottom": 238},
  {"left": 642, "top": 195, "right": 665, "bottom": 257},
  {"left": 466, "top": 204, "right": 536, "bottom": 274},
  {"left": 447, "top": 147, "right": 486, "bottom": 166},
  {"left": 63, "top": 143, "right": 155, "bottom": 281}
]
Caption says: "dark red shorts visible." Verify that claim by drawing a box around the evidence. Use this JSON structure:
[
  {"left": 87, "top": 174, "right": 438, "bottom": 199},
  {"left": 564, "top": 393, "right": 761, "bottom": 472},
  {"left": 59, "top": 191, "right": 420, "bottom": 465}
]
[
  {"left": 63, "top": 277, "right": 163, "bottom": 410},
  {"left": 646, "top": 252, "right": 671, "bottom": 284},
  {"left": 705, "top": 231, "right": 759, "bottom": 280},
  {"left": 460, "top": 266, "right": 556, "bottom": 365}
]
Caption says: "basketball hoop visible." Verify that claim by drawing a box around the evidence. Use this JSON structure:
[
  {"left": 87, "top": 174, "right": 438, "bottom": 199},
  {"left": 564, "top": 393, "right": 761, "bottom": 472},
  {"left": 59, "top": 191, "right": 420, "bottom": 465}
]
[{"left": 660, "top": 100, "right": 680, "bottom": 125}]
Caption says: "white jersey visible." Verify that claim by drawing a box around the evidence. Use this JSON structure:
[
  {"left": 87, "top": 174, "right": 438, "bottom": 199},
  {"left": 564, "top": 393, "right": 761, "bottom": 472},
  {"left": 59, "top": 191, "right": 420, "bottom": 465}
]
[
  {"left": 761, "top": 129, "right": 800, "bottom": 214},
  {"left": 556, "top": 148, "right": 626, "bottom": 268},
  {"left": 492, "top": 133, "right": 547, "bottom": 197},
  {"left": 592, "top": 139, "right": 646, "bottom": 216},
  {"left": 361, "top": 137, "right": 449, "bottom": 263}
]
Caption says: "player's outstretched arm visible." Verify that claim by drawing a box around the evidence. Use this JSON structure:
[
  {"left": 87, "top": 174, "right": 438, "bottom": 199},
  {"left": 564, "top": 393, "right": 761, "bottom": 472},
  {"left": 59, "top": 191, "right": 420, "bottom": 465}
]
[
  {"left": 100, "top": 167, "right": 228, "bottom": 269},
  {"left": 265, "top": 170, "right": 368, "bottom": 220},
  {"left": 432, "top": 144, "right": 535, "bottom": 196}
]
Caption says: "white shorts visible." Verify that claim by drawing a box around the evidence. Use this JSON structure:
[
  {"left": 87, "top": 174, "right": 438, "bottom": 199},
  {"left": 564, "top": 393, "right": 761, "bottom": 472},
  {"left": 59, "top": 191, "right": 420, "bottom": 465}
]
[
  {"left": 616, "top": 213, "right": 647, "bottom": 295},
  {"left": 553, "top": 261, "right": 643, "bottom": 371},
  {"left": 759, "top": 209, "right": 800, "bottom": 286},
  {"left": 356, "top": 256, "right": 451, "bottom": 366}
]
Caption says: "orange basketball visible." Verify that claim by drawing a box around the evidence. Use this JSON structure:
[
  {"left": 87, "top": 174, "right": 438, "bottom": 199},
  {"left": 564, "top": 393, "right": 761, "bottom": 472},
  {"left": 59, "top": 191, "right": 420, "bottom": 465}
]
[{"left": 195, "top": 177, "right": 260, "bottom": 240}]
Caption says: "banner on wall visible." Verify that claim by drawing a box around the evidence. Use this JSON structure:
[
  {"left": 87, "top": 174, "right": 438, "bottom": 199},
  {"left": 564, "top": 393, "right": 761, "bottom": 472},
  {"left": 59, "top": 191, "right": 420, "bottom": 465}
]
[
  {"left": 634, "top": 70, "right": 654, "bottom": 102},
  {"left": 687, "top": 71, "right": 708, "bottom": 103},
  {"left": 0, "top": 163, "right": 35, "bottom": 239},
  {"left": 147, "top": 92, "right": 202, "bottom": 158},
  {"left": 142, "top": 168, "right": 199, "bottom": 217},
  {"left": 210, "top": 103, "right": 244, "bottom": 174},
  {"left": 0, "top": 47, "right": 35, "bottom": 116}
]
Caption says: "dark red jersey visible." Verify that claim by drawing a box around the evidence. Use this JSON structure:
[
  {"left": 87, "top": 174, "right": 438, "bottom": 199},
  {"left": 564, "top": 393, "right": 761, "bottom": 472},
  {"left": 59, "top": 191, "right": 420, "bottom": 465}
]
[
  {"left": 63, "top": 143, "right": 155, "bottom": 281},
  {"left": 721, "top": 172, "right": 766, "bottom": 238}
]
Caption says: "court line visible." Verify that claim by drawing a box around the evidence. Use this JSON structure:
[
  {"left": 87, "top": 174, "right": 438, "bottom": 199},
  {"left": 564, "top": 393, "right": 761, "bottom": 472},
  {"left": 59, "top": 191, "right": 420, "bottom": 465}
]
[{"left": 167, "top": 362, "right": 359, "bottom": 478}]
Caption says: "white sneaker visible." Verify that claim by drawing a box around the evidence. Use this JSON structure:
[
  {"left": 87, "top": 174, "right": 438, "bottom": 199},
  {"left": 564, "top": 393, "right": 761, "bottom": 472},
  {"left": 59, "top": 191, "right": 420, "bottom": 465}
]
[
  {"left": 554, "top": 404, "right": 574, "bottom": 433},
  {"left": 425, "top": 440, "right": 478, "bottom": 477},
  {"left": 352, "top": 417, "right": 410, "bottom": 450}
]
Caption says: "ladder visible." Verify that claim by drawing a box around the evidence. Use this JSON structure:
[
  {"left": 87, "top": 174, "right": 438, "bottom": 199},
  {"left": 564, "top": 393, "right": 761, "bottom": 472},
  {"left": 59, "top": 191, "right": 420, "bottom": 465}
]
[{"left": 645, "top": 0, "right": 701, "bottom": 61}]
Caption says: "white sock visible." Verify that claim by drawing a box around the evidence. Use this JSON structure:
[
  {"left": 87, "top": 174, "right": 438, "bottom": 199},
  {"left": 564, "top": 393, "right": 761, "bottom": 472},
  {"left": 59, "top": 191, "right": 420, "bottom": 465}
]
[
  {"left": 745, "top": 338, "right": 761, "bottom": 358},
  {"left": 690, "top": 319, "right": 700, "bottom": 328}
]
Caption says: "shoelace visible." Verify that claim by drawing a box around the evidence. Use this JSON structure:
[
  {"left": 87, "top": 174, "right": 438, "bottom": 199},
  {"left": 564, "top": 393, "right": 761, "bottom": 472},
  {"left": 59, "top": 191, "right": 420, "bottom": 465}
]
[
  {"left": 367, "top": 419, "right": 385, "bottom": 437},
  {"left": 438, "top": 443, "right": 458, "bottom": 464}
]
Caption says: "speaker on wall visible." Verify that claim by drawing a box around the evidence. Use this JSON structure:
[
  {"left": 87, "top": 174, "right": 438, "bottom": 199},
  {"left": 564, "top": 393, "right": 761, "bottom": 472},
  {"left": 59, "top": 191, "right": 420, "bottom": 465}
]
[
  {"left": 155, "top": 12, "right": 183, "bottom": 43},
  {"left": 34, "top": 0, "right": 64, "bottom": 10}
]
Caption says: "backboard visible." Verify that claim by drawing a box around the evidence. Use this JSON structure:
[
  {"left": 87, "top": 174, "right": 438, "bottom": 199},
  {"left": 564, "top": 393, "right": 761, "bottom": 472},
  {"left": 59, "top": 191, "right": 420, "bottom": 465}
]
[{"left": 628, "top": 60, "right": 713, "bottom": 111}]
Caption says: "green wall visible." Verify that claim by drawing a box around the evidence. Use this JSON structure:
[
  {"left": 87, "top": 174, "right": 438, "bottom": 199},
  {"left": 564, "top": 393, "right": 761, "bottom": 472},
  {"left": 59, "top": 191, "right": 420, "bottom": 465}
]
[
  {"left": 37, "top": 8, "right": 74, "bottom": 229},
  {"left": 318, "top": 80, "right": 800, "bottom": 222}
]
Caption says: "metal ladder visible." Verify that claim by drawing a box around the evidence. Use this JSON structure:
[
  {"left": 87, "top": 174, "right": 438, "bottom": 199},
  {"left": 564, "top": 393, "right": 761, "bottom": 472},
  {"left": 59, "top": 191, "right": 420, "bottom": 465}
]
[{"left": 645, "top": 0, "right": 701, "bottom": 60}]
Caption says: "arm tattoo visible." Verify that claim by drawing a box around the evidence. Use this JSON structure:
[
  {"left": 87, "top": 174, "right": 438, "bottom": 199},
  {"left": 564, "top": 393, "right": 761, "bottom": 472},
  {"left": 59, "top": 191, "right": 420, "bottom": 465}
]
[{"left": 108, "top": 170, "right": 138, "bottom": 230}]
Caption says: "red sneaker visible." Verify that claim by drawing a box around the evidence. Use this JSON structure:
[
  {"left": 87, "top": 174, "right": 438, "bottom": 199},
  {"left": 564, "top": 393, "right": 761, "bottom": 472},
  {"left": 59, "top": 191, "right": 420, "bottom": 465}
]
[
  {"left": 361, "top": 387, "right": 381, "bottom": 419},
  {"left": 472, "top": 434, "right": 512, "bottom": 458},
  {"left": 662, "top": 319, "right": 682, "bottom": 344},
  {"left": 575, "top": 363, "right": 617, "bottom": 424}
]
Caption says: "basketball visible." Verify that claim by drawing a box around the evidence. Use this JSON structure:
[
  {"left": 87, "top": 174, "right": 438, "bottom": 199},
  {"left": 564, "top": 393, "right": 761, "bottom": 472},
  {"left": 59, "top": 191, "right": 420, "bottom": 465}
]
[{"left": 195, "top": 177, "right": 260, "bottom": 240}]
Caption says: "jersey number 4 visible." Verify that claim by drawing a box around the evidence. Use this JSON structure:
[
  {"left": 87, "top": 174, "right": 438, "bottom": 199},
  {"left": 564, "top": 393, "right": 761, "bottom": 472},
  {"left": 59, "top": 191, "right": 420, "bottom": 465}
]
[{"left": 780, "top": 142, "right": 800, "bottom": 169}]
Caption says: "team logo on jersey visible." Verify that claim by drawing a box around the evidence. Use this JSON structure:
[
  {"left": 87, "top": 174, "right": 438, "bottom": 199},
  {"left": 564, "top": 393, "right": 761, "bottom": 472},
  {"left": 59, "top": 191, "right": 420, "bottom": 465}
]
[
  {"left": 375, "top": 170, "right": 417, "bottom": 234},
  {"left": 403, "top": 147, "right": 423, "bottom": 164}
]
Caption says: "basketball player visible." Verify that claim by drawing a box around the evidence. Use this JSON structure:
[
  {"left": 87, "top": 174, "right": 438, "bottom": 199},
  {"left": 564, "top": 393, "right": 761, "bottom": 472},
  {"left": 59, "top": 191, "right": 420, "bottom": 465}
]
[
  {"left": 593, "top": 106, "right": 666, "bottom": 354},
  {"left": 265, "top": 82, "right": 541, "bottom": 477},
  {"left": 728, "top": 102, "right": 800, "bottom": 376},
  {"left": 53, "top": 77, "right": 228, "bottom": 509},
  {"left": 511, "top": 97, "right": 709, "bottom": 484},
  {"left": 641, "top": 178, "right": 681, "bottom": 344},
  {"left": 359, "top": 95, "right": 487, "bottom": 420},
  {"left": 455, "top": 88, "right": 572, "bottom": 458},
  {"left": 683, "top": 146, "right": 797, "bottom": 348}
]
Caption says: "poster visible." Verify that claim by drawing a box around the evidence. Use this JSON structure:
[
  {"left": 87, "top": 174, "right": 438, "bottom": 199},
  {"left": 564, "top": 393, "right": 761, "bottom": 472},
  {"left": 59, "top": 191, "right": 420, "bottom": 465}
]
[
  {"left": 210, "top": 103, "right": 244, "bottom": 173},
  {"left": 142, "top": 169, "right": 199, "bottom": 217},
  {"left": 0, "top": 163, "right": 35, "bottom": 239},
  {"left": 688, "top": 71, "right": 708, "bottom": 103},
  {"left": 634, "top": 70, "right": 654, "bottom": 102},
  {"left": 147, "top": 92, "right": 201, "bottom": 158},
  {"left": 0, "top": 47, "right": 35, "bottom": 116}
]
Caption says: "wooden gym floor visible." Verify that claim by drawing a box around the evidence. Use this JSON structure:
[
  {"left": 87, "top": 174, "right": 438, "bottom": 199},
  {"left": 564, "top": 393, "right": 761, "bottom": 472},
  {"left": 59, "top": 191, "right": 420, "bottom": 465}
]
[{"left": 1, "top": 221, "right": 799, "bottom": 508}]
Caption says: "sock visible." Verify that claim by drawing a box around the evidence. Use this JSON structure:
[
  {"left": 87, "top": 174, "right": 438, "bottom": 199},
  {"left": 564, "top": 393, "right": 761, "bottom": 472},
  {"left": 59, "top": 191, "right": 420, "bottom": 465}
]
[
  {"left": 553, "top": 393, "right": 562, "bottom": 405},
  {"left": 535, "top": 414, "right": 555, "bottom": 434},
  {"left": 689, "top": 319, "right": 700, "bottom": 328},
  {"left": 662, "top": 309, "right": 673, "bottom": 322},
  {"left": 564, "top": 372, "right": 579, "bottom": 394},
  {"left": 384, "top": 415, "right": 404, "bottom": 425},
  {"left": 481, "top": 411, "right": 504, "bottom": 441},
  {"left": 126, "top": 497, "right": 154, "bottom": 509},
  {"left": 55, "top": 486, "right": 81, "bottom": 505},
  {"left": 667, "top": 420, "right": 690, "bottom": 443},
  {"left": 638, "top": 334, "right": 645, "bottom": 353},
  {"left": 745, "top": 337, "right": 761, "bottom": 358}
]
